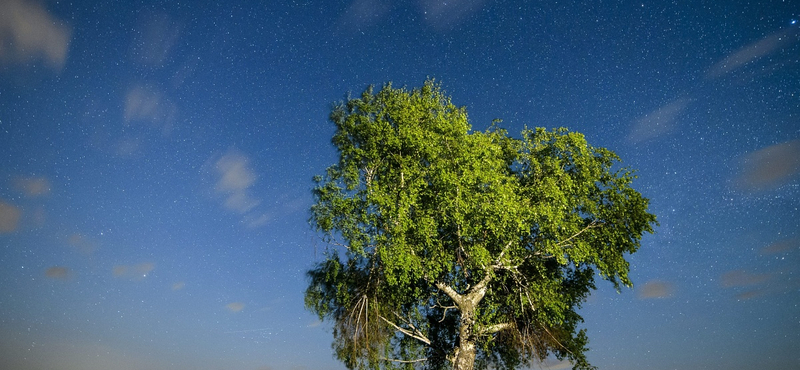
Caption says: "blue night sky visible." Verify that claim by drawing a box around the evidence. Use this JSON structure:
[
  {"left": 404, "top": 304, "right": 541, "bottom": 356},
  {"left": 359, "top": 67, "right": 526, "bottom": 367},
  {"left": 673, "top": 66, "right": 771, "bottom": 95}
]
[{"left": 1, "top": 1, "right": 798, "bottom": 369}]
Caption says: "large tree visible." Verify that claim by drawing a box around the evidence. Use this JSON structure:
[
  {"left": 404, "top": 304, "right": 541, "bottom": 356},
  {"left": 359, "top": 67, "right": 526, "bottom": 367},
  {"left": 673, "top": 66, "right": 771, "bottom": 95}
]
[{"left": 305, "top": 80, "right": 657, "bottom": 370}]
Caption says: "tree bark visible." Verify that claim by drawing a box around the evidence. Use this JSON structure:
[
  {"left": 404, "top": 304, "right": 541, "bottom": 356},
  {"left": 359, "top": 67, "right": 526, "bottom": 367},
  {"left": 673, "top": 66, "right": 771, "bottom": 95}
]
[{"left": 453, "top": 303, "right": 477, "bottom": 370}]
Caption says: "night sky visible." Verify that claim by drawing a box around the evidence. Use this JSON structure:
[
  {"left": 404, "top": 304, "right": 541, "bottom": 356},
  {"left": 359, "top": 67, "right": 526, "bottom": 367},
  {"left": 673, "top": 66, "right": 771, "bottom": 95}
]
[{"left": 1, "top": 0, "right": 799, "bottom": 369}]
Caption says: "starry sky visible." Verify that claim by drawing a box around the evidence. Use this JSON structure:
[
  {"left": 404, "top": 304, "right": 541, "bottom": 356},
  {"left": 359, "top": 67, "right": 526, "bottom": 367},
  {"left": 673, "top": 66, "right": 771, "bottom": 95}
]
[{"left": 0, "top": 0, "right": 798, "bottom": 369}]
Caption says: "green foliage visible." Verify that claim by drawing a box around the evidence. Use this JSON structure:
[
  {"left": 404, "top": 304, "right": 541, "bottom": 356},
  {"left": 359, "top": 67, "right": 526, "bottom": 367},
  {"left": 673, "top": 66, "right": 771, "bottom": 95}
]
[{"left": 306, "top": 80, "right": 657, "bottom": 370}]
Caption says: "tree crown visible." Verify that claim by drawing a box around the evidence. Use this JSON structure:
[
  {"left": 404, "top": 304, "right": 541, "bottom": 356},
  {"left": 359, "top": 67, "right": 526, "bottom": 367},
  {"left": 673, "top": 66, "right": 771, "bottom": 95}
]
[{"left": 307, "top": 80, "right": 657, "bottom": 370}]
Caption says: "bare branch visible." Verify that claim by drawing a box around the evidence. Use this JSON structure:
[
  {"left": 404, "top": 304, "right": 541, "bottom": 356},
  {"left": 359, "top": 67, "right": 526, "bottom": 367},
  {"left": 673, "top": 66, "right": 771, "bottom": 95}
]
[
  {"left": 495, "top": 240, "right": 515, "bottom": 265},
  {"left": 430, "top": 299, "right": 459, "bottom": 323},
  {"left": 379, "top": 315, "right": 431, "bottom": 346},
  {"left": 556, "top": 220, "right": 602, "bottom": 247},
  {"left": 381, "top": 357, "right": 427, "bottom": 364}
]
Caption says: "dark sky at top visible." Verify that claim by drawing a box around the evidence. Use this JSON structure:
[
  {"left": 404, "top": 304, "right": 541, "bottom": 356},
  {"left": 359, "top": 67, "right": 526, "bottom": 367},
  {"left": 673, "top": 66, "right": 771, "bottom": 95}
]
[{"left": 1, "top": 0, "right": 798, "bottom": 369}]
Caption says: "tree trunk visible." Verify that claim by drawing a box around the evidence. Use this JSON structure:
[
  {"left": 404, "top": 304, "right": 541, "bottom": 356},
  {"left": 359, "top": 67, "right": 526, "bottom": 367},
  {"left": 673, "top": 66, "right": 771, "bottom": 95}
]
[
  {"left": 453, "top": 340, "right": 476, "bottom": 370},
  {"left": 453, "top": 305, "right": 477, "bottom": 370}
]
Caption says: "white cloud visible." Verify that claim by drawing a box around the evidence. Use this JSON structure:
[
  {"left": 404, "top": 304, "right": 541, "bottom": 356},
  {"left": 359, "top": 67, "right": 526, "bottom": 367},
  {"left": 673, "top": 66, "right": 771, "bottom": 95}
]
[
  {"left": 215, "top": 152, "right": 257, "bottom": 193},
  {"left": 0, "top": 0, "right": 71, "bottom": 70},
  {"left": 214, "top": 150, "right": 262, "bottom": 214}
]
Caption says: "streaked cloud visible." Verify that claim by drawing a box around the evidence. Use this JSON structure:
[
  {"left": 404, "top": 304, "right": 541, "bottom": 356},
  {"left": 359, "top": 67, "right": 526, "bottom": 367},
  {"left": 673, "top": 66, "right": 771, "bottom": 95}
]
[
  {"left": 243, "top": 212, "right": 271, "bottom": 229},
  {"left": 761, "top": 237, "right": 800, "bottom": 255},
  {"left": 734, "top": 290, "right": 765, "bottom": 301},
  {"left": 226, "top": 302, "right": 245, "bottom": 312},
  {"left": 44, "top": 266, "right": 72, "bottom": 280},
  {"left": 171, "top": 281, "right": 185, "bottom": 290},
  {"left": 736, "top": 139, "right": 800, "bottom": 191},
  {"left": 13, "top": 176, "right": 51, "bottom": 197},
  {"left": 0, "top": 200, "right": 21, "bottom": 233},
  {"left": 418, "top": 0, "right": 486, "bottom": 31},
  {"left": 628, "top": 98, "right": 690, "bottom": 143},
  {"left": 0, "top": 0, "right": 71, "bottom": 70},
  {"left": 707, "top": 26, "right": 800, "bottom": 78},
  {"left": 637, "top": 280, "right": 675, "bottom": 299},
  {"left": 720, "top": 269, "right": 770, "bottom": 288}
]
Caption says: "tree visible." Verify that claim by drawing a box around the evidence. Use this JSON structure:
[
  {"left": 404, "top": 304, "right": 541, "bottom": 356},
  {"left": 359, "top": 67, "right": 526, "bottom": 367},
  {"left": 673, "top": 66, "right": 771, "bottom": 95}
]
[{"left": 305, "top": 80, "right": 657, "bottom": 370}]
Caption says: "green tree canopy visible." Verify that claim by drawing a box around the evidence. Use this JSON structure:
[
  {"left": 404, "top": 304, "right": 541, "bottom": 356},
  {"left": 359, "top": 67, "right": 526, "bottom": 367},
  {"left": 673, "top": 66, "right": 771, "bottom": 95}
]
[{"left": 306, "top": 80, "right": 657, "bottom": 370}]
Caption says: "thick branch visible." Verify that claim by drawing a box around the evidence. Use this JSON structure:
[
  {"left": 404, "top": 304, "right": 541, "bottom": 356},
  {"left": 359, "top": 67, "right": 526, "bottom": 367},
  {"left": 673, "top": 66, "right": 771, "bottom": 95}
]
[
  {"left": 480, "top": 322, "right": 514, "bottom": 335},
  {"left": 435, "top": 281, "right": 465, "bottom": 306},
  {"left": 467, "top": 270, "right": 494, "bottom": 306}
]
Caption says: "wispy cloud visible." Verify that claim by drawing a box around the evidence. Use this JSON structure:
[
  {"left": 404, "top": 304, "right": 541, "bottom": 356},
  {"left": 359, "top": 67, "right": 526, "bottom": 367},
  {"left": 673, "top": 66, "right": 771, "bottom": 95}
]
[
  {"left": 204, "top": 149, "right": 303, "bottom": 228},
  {"left": 0, "top": 200, "right": 21, "bottom": 233},
  {"left": 130, "top": 12, "right": 182, "bottom": 66},
  {"left": 0, "top": 0, "right": 72, "bottom": 70},
  {"left": 213, "top": 150, "right": 261, "bottom": 213},
  {"left": 204, "top": 149, "right": 279, "bottom": 229},
  {"left": 418, "top": 0, "right": 486, "bottom": 31},
  {"left": 735, "top": 139, "right": 800, "bottom": 191},
  {"left": 13, "top": 176, "right": 51, "bottom": 197},
  {"left": 171, "top": 281, "right": 185, "bottom": 291},
  {"left": 226, "top": 302, "right": 245, "bottom": 313},
  {"left": 124, "top": 83, "right": 177, "bottom": 135},
  {"left": 44, "top": 266, "right": 72, "bottom": 280},
  {"left": 720, "top": 269, "right": 770, "bottom": 288},
  {"left": 629, "top": 98, "right": 690, "bottom": 143},
  {"left": 637, "top": 280, "right": 675, "bottom": 299},
  {"left": 337, "top": 0, "right": 392, "bottom": 31},
  {"left": 707, "top": 26, "right": 800, "bottom": 79},
  {"left": 67, "top": 233, "right": 98, "bottom": 255},
  {"left": 112, "top": 262, "right": 155, "bottom": 281}
]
